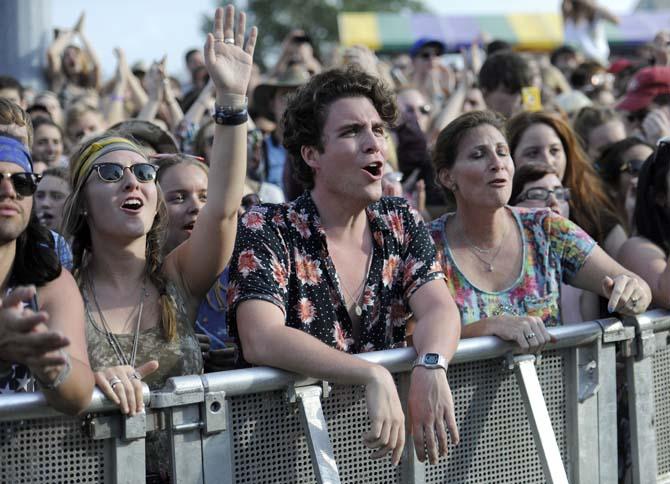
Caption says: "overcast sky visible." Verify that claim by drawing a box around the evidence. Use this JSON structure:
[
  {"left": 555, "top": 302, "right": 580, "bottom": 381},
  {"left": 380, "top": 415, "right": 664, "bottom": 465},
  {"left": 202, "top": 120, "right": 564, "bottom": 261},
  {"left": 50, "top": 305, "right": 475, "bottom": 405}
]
[{"left": 53, "top": 0, "right": 639, "bottom": 79}]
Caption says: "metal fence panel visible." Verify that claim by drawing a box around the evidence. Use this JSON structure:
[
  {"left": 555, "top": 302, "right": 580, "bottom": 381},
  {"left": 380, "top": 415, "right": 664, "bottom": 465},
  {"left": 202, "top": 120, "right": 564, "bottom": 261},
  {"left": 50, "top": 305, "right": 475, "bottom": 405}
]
[
  {"left": 654, "top": 342, "right": 670, "bottom": 479},
  {"left": 227, "top": 350, "right": 567, "bottom": 484},
  {"left": 0, "top": 415, "right": 109, "bottom": 483}
]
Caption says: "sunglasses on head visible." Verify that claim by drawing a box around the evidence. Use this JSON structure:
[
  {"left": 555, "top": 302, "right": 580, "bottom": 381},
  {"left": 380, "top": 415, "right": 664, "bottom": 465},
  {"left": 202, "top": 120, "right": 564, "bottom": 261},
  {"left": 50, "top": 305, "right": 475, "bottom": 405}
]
[
  {"left": 517, "top": 187, "right": 570, "bottom": 203},
  {"left": 0, "top": 172, "right": 41, "bottom": 197},
  {"left": 90, "top": 162, "right": 158, "bottom": 183}
]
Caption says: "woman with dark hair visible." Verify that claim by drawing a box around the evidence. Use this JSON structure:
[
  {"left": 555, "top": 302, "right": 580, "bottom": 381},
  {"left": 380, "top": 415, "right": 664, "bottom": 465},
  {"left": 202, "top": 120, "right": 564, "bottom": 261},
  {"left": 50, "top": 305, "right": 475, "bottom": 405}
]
[
  {"left": 595, "top": 137, "right": 654, "bottom": 230},
  {"left": 510, "top": 162, "right": 599, "bottom": 323},
  {"left": 507, "top": 110, "right": 626, "bottom": 257},
  {"left": 429, "top": 110, "right": 650, "bottom": 347},
  {"left": 618, "top": 138, "right": 670, "bottom": 308}
]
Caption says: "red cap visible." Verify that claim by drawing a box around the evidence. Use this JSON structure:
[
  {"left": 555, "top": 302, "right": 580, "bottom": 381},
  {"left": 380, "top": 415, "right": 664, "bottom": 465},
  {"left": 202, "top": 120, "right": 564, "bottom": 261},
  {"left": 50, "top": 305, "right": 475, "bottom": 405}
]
[
  {"left": 607, "top": 58, "right": 632, "bottom": 75},
  {"left": 617, "top": 66, "right": 670, "bottom": 112}
]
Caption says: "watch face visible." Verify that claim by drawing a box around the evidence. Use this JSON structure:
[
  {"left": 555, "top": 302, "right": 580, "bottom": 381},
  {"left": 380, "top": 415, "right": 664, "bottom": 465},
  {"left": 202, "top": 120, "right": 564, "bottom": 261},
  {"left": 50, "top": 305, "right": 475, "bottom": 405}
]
[{"left": 425, "top": 353, "right": 439, "bottom": 365}]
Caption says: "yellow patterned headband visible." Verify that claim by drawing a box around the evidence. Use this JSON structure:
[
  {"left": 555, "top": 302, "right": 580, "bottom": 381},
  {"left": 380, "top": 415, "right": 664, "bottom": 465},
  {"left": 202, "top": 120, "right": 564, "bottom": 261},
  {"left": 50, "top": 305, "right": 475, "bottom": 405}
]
[{"left": 73, "top": 137, "right": 146, "bottom": 189}]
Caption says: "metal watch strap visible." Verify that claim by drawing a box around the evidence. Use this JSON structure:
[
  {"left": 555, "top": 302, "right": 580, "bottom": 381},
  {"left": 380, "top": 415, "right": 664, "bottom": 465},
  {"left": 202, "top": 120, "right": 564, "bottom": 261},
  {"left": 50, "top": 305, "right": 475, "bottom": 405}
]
[{"left": 412, "top": 353, "right": 448, "bottom": 374}]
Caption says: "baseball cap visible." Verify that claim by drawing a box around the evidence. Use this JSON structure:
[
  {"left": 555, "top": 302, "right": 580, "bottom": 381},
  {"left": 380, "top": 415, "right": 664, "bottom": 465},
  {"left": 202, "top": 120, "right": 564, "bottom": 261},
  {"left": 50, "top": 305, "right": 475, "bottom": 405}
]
[
  {"left": 409, "top": 38, "right": 446, "bottom": 58},
  {"left": 616, "top": 66, "right": 670, "bottom": 112}
]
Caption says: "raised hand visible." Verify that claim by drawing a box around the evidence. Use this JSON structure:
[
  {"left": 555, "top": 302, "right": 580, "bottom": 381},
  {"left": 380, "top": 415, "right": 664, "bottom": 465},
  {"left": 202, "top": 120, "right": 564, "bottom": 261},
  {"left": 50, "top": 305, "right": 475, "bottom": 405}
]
[
  {"left": 204, "top": 5, "right": 258, "bottom": 96},
  {"left": 73, "top": 11, "right": 85, "bottom": 34}
]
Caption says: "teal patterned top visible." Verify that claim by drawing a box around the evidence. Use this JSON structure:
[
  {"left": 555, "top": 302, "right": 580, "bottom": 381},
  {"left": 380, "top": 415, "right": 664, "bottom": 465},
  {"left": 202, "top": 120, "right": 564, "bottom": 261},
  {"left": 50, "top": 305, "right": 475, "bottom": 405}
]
[{"left": 429, "top": 207, "right": 596, "bottom": 326}]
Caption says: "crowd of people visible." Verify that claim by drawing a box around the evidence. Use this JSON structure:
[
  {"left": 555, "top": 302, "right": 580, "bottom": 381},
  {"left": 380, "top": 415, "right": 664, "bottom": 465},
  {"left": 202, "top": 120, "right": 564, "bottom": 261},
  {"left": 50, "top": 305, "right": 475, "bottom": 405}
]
[{"left": 1, "top": 0, "right": 669, "bottom": 481}]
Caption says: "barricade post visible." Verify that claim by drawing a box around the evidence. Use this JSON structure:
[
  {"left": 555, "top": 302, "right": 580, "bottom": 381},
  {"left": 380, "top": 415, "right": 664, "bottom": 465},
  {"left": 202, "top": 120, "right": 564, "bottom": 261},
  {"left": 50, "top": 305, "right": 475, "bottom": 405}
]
[{"left": 623, "top": 310, "right": 670, "bottom": 484}]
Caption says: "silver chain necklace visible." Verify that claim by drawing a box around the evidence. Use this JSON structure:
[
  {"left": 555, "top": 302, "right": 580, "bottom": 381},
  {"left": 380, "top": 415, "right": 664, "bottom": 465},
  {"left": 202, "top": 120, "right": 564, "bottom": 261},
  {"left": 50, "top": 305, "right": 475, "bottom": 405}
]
[
  {"left": 339, "top": 247, "right": 373, "bottom": 317},
  {"left": 458, "top": 217, "right": 510, "bottom": 273},
  {"left": 84, "top": 271, "right": 148, "bottom": 368}
]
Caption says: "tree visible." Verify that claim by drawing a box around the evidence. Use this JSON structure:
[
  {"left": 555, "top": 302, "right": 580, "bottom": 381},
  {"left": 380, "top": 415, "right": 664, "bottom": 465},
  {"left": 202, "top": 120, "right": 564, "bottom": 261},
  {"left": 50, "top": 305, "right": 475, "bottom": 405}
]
[{"left": 202, "top": 0, "right": 428, "bottom": 69}]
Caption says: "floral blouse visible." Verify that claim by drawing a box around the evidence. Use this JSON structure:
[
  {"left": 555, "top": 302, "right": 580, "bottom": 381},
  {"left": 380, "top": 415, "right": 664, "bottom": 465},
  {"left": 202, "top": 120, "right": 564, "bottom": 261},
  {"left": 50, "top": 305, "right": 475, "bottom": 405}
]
[
  {"left": 227, "top": 192, "right": 445, "bottom": 354},
  {"left": 428, "top": 207, "right": 596, "bottom": 326}
]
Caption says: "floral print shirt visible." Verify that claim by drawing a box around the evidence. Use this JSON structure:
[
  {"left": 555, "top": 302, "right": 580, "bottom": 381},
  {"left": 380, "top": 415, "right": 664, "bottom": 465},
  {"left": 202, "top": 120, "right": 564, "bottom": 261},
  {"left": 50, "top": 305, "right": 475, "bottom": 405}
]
[
  {"left": 227, "top": 192, "right": 445, "bottom": 354},
  {"left": 429, "top": 207, "right": 596, "bottom": 327}
]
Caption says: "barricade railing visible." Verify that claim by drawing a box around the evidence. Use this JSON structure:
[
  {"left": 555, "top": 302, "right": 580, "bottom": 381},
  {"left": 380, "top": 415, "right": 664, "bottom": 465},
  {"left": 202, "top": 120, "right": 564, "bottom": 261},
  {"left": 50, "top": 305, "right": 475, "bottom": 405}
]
[
  {"left": 0, "top": 317, "right": 640, "bottom": 483},
  {"left": 622, "top": 309, "right": 670, "bottom": 484}
]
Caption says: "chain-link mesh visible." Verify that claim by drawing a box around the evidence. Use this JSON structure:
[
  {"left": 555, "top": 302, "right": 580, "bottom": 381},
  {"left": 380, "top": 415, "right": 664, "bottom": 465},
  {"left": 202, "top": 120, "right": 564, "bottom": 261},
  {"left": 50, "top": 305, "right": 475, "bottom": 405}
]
[
  {"left": 654, "top": 342, "right": 670, "bottom": 476},
  {"left": 0, "top": 415, "right": 107, "bottom": 483},
  {"left": 230, "top": 350, "right": 567, "bottom": 483}
]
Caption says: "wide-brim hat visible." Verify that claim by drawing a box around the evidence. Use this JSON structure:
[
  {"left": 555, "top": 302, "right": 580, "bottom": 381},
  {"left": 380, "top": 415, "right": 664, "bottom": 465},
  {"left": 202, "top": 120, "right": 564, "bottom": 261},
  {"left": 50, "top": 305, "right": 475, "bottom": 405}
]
[
  {"left": 109, "top": 119, "right": 179, "bottom": 154},
  {"left": 252, "top": 64, "right": 312, "bottom": 119}
]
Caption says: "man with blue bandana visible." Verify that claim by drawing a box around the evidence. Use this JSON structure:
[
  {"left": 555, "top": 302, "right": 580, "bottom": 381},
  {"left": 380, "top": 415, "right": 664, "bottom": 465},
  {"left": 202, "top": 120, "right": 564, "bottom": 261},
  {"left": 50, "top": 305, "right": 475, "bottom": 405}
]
[{"left": 0, "top": 135, "right": 94, "bottom": 414}]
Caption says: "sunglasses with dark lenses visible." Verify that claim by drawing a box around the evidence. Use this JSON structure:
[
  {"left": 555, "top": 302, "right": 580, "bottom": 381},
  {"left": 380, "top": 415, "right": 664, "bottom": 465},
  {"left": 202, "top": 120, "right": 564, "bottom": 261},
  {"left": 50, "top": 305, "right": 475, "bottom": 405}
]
[
  {"left": 517, "top": 187, "right": 570, "bottom": 203},
  {"left": 0, "top": 172, "right": 41, "bottom": 197},
  {"left": 418, "top": 50, "right": 441, "bottom": 60},
  {"left": 92, "top": 162, "right": 158, "bottom": 183},
  {"left": 620, "top": 159, "right": 646, "bottom": 176}
]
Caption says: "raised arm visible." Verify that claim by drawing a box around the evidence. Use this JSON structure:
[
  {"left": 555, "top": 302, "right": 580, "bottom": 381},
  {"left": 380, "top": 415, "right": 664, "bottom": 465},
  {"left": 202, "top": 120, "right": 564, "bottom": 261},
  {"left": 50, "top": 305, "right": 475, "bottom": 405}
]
[{"left": 165, "top": 5, "right": 256, "bottom": 299}]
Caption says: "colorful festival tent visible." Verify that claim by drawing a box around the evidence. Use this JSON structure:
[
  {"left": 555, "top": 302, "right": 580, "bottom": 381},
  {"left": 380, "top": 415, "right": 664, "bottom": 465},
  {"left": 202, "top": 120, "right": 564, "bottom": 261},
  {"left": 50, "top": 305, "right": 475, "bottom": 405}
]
[{"left": 338, "top": 11, "right": 670, "bottom": 52}]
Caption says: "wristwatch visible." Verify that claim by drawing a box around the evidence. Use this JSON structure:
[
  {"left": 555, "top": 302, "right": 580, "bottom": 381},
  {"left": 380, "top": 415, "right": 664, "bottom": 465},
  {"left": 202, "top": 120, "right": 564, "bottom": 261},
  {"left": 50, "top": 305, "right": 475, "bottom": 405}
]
[{"left": 412, "top": 353, "right": 448, "bottom": 375}]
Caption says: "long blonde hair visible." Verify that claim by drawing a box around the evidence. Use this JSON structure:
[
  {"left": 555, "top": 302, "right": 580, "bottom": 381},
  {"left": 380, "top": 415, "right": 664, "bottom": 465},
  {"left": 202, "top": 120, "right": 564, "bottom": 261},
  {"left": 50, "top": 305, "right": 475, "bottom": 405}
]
[{"left": 62, "top": 132, "right": 178, "bottom": 340}]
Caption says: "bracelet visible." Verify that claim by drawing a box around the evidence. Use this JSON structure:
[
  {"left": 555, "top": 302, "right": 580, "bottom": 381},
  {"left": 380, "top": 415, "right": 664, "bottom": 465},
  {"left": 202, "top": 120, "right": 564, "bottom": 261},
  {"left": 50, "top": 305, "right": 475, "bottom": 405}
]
[
  {"left": 35, "top": 351, "right": 71, "bottom": 390},
  {"left": 109, "top": 94, "right": 125, "bottom": 102},
  {"left": 213, "top": 109, "right": 248, "bottom": 126}
]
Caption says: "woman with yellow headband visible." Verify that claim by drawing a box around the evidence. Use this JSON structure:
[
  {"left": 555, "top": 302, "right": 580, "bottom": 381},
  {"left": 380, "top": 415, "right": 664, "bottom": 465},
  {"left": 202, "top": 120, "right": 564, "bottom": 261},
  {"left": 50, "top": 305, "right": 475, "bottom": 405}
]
[{"left": 61, "top": 5, "right": 256, "bottom": 480}]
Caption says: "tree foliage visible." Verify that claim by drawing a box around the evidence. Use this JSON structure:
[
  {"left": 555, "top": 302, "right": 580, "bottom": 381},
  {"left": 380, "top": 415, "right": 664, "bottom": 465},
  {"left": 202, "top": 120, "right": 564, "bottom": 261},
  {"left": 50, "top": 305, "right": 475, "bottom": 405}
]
[{"left": 202, "top": 0, "right": 428, "bottom": 68}]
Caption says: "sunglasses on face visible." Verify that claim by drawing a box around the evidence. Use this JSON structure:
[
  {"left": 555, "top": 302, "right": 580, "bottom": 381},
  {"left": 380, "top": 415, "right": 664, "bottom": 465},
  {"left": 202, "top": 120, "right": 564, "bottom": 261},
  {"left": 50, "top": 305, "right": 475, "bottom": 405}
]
[
  {"left": 0, "top": 172, "right": 41, "bottom": 197},
  {"left": 620, "top": 159, "right": 645, "bottom": 176},
  {"left": 517, "top": 187, "right": 570, "bottom": 203},
  {"left": 418, "top": 51, "right": 440, "bottom": 60},
  {"left": 90, "top": 162, "right": 158, "bottom": 183}
]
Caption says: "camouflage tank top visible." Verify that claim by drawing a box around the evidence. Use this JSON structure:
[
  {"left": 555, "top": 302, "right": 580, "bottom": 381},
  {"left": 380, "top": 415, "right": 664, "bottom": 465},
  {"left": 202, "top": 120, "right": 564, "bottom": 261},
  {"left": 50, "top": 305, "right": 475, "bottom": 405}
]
[{"left": 85, "top": 282, "right": 203, "bottom": 389}]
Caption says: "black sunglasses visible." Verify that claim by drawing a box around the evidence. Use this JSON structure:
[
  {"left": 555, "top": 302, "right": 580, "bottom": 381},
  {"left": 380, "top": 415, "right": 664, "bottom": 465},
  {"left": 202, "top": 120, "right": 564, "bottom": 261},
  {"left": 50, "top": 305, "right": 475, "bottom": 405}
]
[
  {"left": 90, "top": 162, "right": 158, "bottom": 183},
  {"left": 1, "top": 172, "right": 41, "bottom": 197}
]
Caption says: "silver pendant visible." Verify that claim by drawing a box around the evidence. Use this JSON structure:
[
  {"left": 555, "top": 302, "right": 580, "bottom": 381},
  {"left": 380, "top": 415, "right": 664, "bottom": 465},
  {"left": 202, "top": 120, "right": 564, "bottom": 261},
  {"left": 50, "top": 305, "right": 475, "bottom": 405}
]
[
  {"left": 355, "top": 305, "right": 363, "bottom": 316},
  {"left": 487, "top": 264, "right": 494, "bottom": 272}
]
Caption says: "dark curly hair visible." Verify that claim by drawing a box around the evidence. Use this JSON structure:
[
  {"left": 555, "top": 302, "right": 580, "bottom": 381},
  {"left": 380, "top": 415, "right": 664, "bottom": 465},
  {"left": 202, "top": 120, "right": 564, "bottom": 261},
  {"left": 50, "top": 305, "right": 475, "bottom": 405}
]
[{"left": 281, "top": 66, "right": 398, "bottom": 190}]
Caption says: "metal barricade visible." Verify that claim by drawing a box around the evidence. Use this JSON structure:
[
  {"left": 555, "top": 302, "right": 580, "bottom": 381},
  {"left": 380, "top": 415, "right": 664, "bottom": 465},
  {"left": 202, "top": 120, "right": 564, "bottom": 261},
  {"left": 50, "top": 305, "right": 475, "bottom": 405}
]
[
  {"left": 0, "top": 317, "right": 634, "bottom": 483},
  {"left": 623, "top": 309, "right": 670, "bottom": 484},
  {"left": 0, "top": 385, "right": 151, "bottom": 483}
]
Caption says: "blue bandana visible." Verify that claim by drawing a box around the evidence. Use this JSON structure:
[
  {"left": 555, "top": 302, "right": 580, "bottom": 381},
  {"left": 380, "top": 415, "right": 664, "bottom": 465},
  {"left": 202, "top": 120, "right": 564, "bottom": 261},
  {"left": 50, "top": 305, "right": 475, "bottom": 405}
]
[{"left": 0, "top": 136, "right": 33, "bottom": 173}]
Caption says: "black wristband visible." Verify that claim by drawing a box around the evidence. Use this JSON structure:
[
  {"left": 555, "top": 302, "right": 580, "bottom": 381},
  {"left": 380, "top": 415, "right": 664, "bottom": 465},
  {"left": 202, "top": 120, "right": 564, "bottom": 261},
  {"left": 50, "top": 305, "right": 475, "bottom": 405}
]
[{"left": 213, "top": 108, "right": 248, "bottom": 126}]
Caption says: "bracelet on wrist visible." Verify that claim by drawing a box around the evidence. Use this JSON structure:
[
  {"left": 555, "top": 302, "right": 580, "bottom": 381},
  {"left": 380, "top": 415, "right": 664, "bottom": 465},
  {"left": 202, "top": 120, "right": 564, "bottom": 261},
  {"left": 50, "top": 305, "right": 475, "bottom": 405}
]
[
  {"left": 213, "top": 96, "right": 249, "bottom": 126},
  {"left": 35, "top": 351, "right": 71, "bottom": 390}
]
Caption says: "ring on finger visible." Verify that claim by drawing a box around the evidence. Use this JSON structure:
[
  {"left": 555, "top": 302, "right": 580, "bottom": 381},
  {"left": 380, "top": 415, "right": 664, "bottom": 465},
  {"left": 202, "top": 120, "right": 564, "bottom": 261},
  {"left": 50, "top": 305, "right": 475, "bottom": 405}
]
[
  {"left": 223, "top": 37, "right": 235, "bottom": 44},
  {"left": 109, "top": 376, "right": 122, "bottom": 388},
  {"left": 525, "top": 332, "right": 536, "bottom": 341},
  {"left": 130, "top": 372, "right": 141, "bottom": 381}
]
